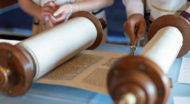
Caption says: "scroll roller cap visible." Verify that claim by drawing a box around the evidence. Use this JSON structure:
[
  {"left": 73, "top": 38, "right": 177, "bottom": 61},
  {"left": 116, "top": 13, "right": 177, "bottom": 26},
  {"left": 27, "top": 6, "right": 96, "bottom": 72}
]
[{"left": 0, "top": 43, "right": 33, "bottom": 96}]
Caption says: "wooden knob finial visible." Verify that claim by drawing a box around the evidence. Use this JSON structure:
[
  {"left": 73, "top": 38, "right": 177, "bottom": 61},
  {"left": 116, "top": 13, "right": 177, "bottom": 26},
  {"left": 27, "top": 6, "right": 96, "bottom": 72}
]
[
  {"left": 0, "top": 43, "right": 33, "bottom": 96},
  {"left": 120, "top": 93, "right": 137, "bottom": 104},
  {"left": 107, "top": 55, "right": 170, "bottom": 104}
]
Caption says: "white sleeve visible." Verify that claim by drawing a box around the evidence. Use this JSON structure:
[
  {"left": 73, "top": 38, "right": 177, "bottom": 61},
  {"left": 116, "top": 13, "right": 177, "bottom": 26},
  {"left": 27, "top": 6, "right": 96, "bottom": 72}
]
[{"left": 122, "top": 0, "right": 144, "bottom": 18}]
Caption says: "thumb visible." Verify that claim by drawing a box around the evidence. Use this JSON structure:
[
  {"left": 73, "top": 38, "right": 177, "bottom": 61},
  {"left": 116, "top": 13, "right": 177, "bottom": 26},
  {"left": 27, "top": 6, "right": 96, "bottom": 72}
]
[
  {"left": 53, "top": 7, "right": 63, "bottom": 17},
  {"left": 137, "top": 20, "right": 146, "bottom": 39}
]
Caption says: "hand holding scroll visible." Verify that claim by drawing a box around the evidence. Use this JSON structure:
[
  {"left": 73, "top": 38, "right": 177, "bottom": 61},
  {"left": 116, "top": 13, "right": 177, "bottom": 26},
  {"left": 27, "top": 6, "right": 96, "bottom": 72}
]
[
  {"left": 123, "top": 14, "right": 146, "bottom": 44},
  {"left": 49, "top": 4, "right": 74, "bottom": 26},
  {"left": 39, "top": 1, "right": 58, "bottom": 21}
]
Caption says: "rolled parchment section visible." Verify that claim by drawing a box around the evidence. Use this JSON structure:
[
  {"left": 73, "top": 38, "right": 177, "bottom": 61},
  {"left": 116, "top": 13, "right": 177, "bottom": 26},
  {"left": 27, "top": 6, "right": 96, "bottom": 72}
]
[{"left": 107, "top": 14, "right": 190, "bottom": 104}]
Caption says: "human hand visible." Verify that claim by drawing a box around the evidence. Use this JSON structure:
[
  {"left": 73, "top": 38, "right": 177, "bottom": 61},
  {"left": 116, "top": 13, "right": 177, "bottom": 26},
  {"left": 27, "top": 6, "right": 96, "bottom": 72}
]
[
  {"left": 39, "top": 1, "right": 58, "bottom": 21},
  {"left": 123, "top": 14, "right": 146, "bottom": 44},
  {"left": 49, "top": 4, "right": 73, "bottom": 26}
]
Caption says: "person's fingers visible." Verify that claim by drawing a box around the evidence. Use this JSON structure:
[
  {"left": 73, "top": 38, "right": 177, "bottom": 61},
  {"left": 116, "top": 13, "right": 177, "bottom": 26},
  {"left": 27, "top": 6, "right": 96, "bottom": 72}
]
[
  {"left": 48, "top": 17, "right": 54, "bottom": 27},
  {"left": 49, "top": 14, "right": 65, "bottom": 26},
  {"left": 44, "top": 1, "right": 57, "bottom": 9},
  {"left": 53, "top": 7, "right": 64, "bottom": 17},
  {"left": 43, "top": 6, "right": 56, "bottom": 14},
  {"left": 49, "top": 15, "right": 58, "bottom": 26},
  {"left": 43, "top": 1, "right": 58, "bottom": 16},
  {"left": 128, "top": 26, "right": 136, "bottom": 44},
  {"left": 123, "top": 14, "right": 146, "bottom": 44},
  {"left": 124, "top": 21, "right": 136, "bottom": 44},
  {"left": 55, "top": 13, "right": 67, "bottom": 22},
  {"left": 42, "top": 11, "right": 52, "bottom": 16},
  {"left": 137, "top": 20, "right": 146, "bottom": 39},
  {"left": 49, "top": 15, "right": 57, "bottom": 23}
]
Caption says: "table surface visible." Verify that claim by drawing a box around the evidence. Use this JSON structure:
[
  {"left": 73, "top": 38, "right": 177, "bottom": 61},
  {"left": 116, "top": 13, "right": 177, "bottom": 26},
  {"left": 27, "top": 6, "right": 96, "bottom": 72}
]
[{"left": 0, "top": 43, "right": 190, "bottom": 104}]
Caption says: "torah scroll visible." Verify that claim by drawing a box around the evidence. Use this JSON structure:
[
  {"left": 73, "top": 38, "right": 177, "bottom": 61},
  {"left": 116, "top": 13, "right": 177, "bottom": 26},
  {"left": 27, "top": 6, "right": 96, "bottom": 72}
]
[{"left": 0, "top": 11, "right": 103, "bottom": 96}]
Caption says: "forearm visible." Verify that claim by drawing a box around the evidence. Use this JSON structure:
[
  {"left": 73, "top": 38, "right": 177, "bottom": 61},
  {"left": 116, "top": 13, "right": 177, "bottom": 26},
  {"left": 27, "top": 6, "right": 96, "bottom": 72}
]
[
  {"left": 71, "top": 0, "right": 114, "bottom": 13},
  {"left": 122, "top": 0, "right": 144, "bottom": 18},
  {"left": 18, "top": 0, "right": 42, "bottom": 19}
]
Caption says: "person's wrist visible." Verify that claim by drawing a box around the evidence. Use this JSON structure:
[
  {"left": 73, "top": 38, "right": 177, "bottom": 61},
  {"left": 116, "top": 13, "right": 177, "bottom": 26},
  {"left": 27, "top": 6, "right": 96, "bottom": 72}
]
[
  {"left": 67, "top": 4, "right": 73, "bottom": 12},
  {"left": 36, "top": 9, "right": 44, "bottom": 21}
]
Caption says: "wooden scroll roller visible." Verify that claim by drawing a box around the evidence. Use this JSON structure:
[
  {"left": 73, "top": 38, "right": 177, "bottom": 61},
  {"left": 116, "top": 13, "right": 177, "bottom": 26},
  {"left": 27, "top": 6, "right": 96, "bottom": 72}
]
[
  {"left": 107, "top": 8, "right": 190, "bottom": 104},
  {"left": 0, "top": 11, "right": 103, "bottom": 96}
]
